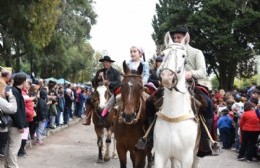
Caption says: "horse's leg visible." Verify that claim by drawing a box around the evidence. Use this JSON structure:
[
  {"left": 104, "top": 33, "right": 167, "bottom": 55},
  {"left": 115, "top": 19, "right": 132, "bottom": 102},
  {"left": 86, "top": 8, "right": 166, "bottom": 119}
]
[
  {"left": 171, "top": 158, "right": 181, "bottom": 168},
  {"left": 180, "top": 150, "right": 194, "bottom": 168},
  {"left": 117, "top": 142, "right": 127, "bottom": 168},
  {"left": 95, "top": 127, "right": 104, "bottom": 163},
  {"left": 146, "top": 147, "right": 153, "bottom": 168},
  {"left": 112, "top": 135, "right": 118, "bottom": 159},
  {"left": 154, "top": 153, "right": 167, "bottom": 168},
  {"left": 192, "top": 156, "right": 199, "bottom": 168},
  {"left": 170, "top": 158, "right": 174, "bottom": 168},
  {"left": 104, "top": 128, "right": 112, "bottom": 162},
  {"left": 134, "top": 150, "right": 146, "bottom": 168},
  {"left": 130, "top": 151, "right": 135, "bottom": 168}
]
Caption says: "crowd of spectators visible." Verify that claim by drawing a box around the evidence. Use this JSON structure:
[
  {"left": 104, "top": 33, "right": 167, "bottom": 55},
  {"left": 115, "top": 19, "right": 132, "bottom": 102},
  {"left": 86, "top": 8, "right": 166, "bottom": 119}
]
[
  {"left": 0, "top": 68, "right": 91, "bottom": 168},
  {"left": 0, "top": 66, "right": 259, "bottom": 167},
  {"left": 212, "top": 83, "right": 260, "bottom": 162}
]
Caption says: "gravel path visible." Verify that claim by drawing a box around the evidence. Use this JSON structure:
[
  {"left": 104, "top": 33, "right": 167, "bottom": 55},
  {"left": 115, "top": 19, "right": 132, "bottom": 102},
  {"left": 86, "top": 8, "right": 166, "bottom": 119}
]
[{"left": 0, "top": 122, "right": 259, "bottom": 168}]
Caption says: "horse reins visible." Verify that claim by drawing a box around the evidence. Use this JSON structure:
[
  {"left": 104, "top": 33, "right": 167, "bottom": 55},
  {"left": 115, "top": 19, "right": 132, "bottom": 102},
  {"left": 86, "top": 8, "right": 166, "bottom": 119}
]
[{"left": 159, "top": 68, "right": 187, "bottom": 94}]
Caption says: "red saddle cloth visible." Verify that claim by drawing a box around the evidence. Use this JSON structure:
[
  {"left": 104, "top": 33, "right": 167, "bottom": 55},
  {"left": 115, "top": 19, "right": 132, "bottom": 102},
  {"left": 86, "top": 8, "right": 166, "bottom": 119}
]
[
  {"left": 144, "top": 83, "right": 157, "bottom": 95},
  {"left": 196, "top": 84, "right": 210, "bottom": 98},
  {"left": 114, "top": 87, "right": 121, "bottom": 96}
]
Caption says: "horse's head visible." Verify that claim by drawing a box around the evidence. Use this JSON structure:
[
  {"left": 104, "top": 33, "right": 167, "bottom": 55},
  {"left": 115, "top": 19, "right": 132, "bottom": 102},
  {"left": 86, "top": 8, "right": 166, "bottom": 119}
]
[
  {"left": 93, "top": 85, "right": 110, "bottom": 110},
  {"left": 159, "top": 32, "right": 187, "bottom": 89},
  {"left": 121, "top": 61, "right": 144, "bottom": 124}
]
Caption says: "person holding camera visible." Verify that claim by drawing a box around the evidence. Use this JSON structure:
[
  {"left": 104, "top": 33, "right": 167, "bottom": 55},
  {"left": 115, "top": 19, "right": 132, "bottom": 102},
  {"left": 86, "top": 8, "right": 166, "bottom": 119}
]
[{"left": 0, "top": 79, "right": 17, "bottom": 157}]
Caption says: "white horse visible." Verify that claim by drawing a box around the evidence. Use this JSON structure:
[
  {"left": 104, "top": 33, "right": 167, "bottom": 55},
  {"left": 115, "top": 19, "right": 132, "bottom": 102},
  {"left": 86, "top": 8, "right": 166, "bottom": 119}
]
[{"left": 153, "top": 32, "right": 199, "bottom": 168}]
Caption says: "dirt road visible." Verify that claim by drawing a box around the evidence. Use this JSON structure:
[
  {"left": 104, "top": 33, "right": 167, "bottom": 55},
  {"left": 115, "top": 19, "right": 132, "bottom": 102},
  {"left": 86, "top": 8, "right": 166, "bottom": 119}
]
[{"left": 0, "top": 122, "right": 259, "bottom": 168}]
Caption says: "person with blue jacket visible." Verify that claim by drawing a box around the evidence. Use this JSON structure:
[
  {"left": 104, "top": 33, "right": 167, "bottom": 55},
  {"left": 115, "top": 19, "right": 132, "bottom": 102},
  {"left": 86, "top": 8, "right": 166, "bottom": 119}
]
[{"left": 217, "top": 108, "right": 233, "bottom": 149}]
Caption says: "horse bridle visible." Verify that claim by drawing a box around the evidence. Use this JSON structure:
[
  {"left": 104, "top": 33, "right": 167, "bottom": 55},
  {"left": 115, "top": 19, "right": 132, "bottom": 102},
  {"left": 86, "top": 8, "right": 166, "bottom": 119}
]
[
  {"left": 92, "top": 92, "right": 102, "bottom": 115},
  {"left": 119, "top": 97, "right": 143, "bottom": 125},
  {"left": 159, "top": 67, "right": 188, "bottom": 94},
  {"left": 119, "top": 74, "right": 143, "bottom": 124},
  {"left": 92, "top": 86, "right": 111, "bottom": 116},
  {"left": 159, "top": 46, "right": 190, "bottom": 93},
  {"left": 123, "top": 74, "right": 143, "bottom": 79}
]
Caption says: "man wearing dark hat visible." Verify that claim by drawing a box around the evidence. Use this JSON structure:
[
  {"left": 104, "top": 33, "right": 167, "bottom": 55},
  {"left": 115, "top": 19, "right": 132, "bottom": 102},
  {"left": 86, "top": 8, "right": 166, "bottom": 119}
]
[
  {"left": 170, "top": 25, "right": 216, "bottom": 157},
  {"left": 83, "top": 56, "right": 121, "bottom": 125},
  {"left": 169, "top": 25, "right": 207, "bottom": 81},
  {"left": 145, "top": 25, "right": 215, "bottom": 156}
]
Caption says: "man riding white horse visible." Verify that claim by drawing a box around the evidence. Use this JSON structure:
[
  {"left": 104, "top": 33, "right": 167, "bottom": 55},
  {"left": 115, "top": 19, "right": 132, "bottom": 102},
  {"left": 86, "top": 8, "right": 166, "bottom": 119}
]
[{"left": 146, "top": 25, "right": 215, "bottom": 157}]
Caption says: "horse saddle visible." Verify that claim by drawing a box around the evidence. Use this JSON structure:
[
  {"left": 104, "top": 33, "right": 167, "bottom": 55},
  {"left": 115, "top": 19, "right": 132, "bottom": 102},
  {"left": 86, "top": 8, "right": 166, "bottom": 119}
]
[{"left": 144, "top": 83, "right": 157, "bottom": 95}]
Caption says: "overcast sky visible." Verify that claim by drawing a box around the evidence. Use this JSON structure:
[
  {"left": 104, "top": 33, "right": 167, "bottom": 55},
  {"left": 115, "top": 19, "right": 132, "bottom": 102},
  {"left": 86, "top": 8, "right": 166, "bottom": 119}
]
[{"left": 89, "top": 0, "right": 159, "bottom": 66}]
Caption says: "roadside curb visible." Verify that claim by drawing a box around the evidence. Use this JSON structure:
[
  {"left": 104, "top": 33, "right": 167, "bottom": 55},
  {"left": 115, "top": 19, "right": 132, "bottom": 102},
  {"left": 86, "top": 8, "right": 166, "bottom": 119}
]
[
  {"left": 46, "top": 118, "right": 82, "bottom": 137},
  {"left": 26, "top": 117, "right": 83, "bottom": 148}
]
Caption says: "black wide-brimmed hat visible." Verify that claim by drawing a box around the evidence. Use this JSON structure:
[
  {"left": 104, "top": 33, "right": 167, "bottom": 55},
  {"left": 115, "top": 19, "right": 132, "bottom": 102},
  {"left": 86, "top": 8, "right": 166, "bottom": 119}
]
[
  {"left": 99, "top": 55, "right": 115, "bottom": 62},
  {"left": 170, "top": 25, "right": 189, "bottom": 34}
]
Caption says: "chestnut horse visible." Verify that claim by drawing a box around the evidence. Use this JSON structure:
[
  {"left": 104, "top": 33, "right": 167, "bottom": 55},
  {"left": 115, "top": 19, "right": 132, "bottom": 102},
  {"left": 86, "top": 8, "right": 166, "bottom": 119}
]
[
  {"left": 91, "top": 83, "right": 117, "bottom": 163},
  {"left": 114, "top": 61, "right": 152, "bottom": 168}
]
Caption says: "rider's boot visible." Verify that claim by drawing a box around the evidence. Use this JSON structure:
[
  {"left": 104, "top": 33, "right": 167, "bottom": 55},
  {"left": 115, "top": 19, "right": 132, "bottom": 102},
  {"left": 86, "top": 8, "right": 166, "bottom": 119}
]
[
  {"left": 146, "top": 116, "right": 155, "bottom": 147},
  {"left": 197, "top": 118, "right": 213, "bottom": 157},
  {"left": 101, "top": 108, "right": 109, "bottom": 117},
  {"left": 99, "top": 108, "right": 109, "bottom": 124},
  {"left": 145, "top": 98, "right": 157, "bottom": 148}
]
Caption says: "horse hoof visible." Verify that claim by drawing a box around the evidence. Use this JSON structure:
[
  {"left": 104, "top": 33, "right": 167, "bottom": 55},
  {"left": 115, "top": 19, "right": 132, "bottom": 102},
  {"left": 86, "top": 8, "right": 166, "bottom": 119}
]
[
  {"left": 104, "top": 156, "right": 110, "bottom": 162},
  {"left": 112, "top": 153, "right": 118, "bottom": 159},
  {"left": 97, "top": 158, "right": 104, "bottom": 163}
]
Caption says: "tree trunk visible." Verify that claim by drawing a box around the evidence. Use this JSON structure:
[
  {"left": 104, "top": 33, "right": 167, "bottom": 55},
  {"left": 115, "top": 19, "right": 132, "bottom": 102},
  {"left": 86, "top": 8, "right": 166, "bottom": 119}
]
[
  {"left": 14, "top": 42, "right": 21, "bottom": 72},
  {"left": 218, "top": 60, "right": 237, "bottom": 91},
  {"left": 2, "top": 33, "right": 12, "bottom": 67}
]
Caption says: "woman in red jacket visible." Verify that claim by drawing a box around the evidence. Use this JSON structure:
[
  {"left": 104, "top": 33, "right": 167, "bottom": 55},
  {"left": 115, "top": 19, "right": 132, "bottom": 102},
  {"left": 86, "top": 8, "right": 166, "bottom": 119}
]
[{"left": 238, "top": 102, "right": 260, "bottom": 162}]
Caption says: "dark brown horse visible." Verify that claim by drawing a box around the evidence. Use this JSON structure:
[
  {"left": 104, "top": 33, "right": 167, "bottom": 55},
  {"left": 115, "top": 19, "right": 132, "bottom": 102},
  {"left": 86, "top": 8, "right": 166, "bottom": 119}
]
[
  {"left": 90, "top": 83, "right": 117, "bottom": 163},
  {"left": 114, "top": 61, "right": 152, "bottom": 168}
]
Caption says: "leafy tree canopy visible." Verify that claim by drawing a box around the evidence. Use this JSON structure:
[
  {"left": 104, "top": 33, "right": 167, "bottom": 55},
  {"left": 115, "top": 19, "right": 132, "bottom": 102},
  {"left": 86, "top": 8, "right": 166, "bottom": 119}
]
[{"left": 152, "top": 0, "right": 259, "bottom": 90}]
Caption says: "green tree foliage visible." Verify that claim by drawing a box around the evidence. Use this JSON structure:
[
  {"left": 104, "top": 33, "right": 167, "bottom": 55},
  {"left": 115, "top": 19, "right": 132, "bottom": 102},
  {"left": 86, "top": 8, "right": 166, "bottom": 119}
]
[
  {"left": 152, "top": 0, "right": 259, "bottom": 90},
  {"left": 0, "top": 0, "right": 97, "bottom": 83},
  {"left": 0, "top": 0, "right": 61, "bottom": 66},
  {"left": 37, "top": 0, "right": 97, "bottom": 82},
  {"left": 28, "top": 0, "right": 62, "bottom": 49}
]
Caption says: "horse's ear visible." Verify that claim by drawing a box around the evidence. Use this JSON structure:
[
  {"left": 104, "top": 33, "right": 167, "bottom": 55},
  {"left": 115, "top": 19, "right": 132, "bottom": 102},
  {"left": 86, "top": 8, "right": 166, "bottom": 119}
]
[
  {"left": 123, "top": 61, "right": 130, "bottom": 75},
  {"left": 164, "top": 32, "right": 173, "bottom": 48},
  {"left": 180, "top": 32, "right": 190, "bottom": 46},
  {"left": 137, "top": 63, "right": 143, "bottom": 76}
]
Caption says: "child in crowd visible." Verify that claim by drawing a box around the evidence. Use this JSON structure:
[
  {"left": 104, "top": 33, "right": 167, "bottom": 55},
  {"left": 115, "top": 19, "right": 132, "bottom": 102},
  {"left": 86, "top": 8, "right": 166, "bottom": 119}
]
[
  {"left": 35, "top": 88, "right": 49, "bottom": 145},
  {"left": 56, "top": 88, "right": 65, "bottom": 126},
  {"left": 101, "top": 46, "right": 150, "bottom": 117},
  {"left": 49, "top": 99, "right": 58, "bottom": 129},
  {"left": 217, "top": 108, "right": 233, "bottom": 149}
]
